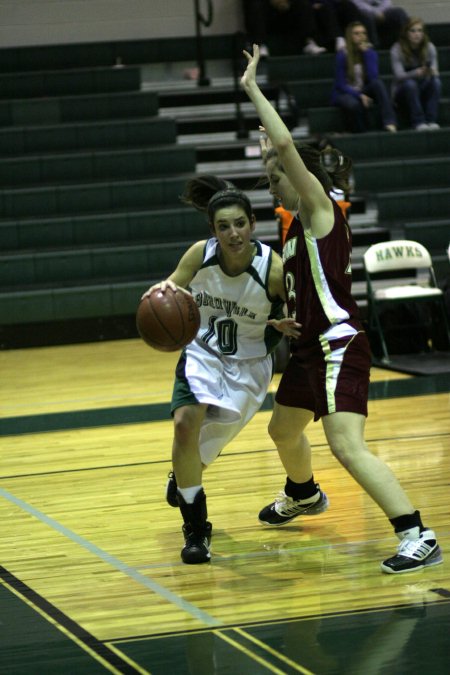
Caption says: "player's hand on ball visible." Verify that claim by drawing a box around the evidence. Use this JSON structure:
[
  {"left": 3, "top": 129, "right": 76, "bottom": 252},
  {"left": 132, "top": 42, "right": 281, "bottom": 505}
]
[
  {"left": 141, "top": 280, "right": 178, "bottom": 299},
  {"left": 137, "top": 285, "right": 200, "bottom": 352}
]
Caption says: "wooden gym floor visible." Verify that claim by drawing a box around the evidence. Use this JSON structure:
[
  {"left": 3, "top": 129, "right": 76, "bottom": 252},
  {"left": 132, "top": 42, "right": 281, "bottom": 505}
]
[{"left": 1, "top": 339, "right": 449, "bottom": 674}]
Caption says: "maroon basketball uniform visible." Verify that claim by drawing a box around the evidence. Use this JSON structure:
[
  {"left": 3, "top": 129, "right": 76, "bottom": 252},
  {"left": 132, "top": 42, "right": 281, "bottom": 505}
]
[{"left": 276, "top": 198, "right": 371, "bottom": 420}]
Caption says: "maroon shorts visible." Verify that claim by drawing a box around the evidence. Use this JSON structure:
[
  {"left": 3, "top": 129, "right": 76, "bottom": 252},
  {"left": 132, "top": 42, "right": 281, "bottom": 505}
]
[{"left": 275, "top": 331, "right": 371, "bottom": 421}]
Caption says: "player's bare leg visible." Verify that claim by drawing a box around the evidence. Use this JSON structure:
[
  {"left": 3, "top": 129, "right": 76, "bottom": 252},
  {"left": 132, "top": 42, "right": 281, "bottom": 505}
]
[{"left": 259, "top": 404, "right": 328, "bottom": 525}]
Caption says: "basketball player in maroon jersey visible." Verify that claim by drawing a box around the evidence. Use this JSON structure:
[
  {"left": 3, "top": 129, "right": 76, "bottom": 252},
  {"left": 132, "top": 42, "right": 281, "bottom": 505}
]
[{"left": 240, "top": 44, "right": 442, "bottom": 574}]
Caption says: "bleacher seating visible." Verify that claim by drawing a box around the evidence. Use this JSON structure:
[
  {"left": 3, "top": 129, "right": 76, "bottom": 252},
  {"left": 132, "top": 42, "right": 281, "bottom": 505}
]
[
  {"left": 0, "top": 26, "right": 449, "bottom": 348},
  {"left": 266, "top": 47, "right": 450, "bottom": 133}
]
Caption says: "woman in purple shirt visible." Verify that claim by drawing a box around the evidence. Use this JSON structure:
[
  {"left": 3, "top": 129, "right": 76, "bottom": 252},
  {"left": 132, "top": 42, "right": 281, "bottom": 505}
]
[{"left": 331, "top": 21, "right": 397, "bottom": 132}]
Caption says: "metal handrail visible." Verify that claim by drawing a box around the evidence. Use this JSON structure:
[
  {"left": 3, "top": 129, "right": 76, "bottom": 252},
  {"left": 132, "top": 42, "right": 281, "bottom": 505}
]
[{"left": 193, "top": 0, "right": 213, "bottom": 86}]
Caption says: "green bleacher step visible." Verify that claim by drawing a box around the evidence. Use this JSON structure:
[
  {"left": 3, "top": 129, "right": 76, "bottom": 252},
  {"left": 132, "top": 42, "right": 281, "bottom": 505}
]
[
  {"left": 0, "top": 281, "right": 152, "bottom": 324},
  {"left": 0, "top": 66, "right": 141, "bottom": 100},
  {"left": 0, "top": 203, "right": 207, "bottom": 251},
  {"left": 333, "top": 127, "right": 450, "bottom": 160},
  {"left": 0, "top": 117, "right": 176, "bottom": 156},
  {"left": 0, "top": 90, "right": 159, "bottom": 127},
  {"left": 0, "top": 34, "right": 238, "bottom": 73},
  {"left": 1, "top": 31, "right": 448, "bottom": 75},
  {"left": 0, "top": 145, "right": 197, "bottom": 188},
  {"left": 403, "top": 220, "right": 450, "bottom": 254},
  {"left": 376, "top": 187, "right": 450, "bottom": 223},
  {"left": 353, "top": 156, "right": 450, "bottom": 191},
  {"left": 0, "top": 241, "right": 192, "bottom": 289}
]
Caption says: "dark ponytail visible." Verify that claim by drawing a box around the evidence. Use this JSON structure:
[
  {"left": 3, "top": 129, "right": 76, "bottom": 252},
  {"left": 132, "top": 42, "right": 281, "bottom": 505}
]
[
  {"left": 180, "top": 175, "right": 231, "bottom": 211},
  {"left": 180, "top": 174, "right": 253, "bottom": 222}
]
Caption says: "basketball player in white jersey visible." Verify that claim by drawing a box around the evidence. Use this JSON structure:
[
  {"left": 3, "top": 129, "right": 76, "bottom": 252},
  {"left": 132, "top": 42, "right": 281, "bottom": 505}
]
[{"left": 143, "top": 175, "right": 298, "bottom": 564}]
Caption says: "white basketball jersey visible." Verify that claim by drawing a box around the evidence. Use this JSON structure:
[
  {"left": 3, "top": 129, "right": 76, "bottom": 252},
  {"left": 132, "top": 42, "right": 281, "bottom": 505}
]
[{"left": 189, "top": 238, "right": 283, "bottom": 360}]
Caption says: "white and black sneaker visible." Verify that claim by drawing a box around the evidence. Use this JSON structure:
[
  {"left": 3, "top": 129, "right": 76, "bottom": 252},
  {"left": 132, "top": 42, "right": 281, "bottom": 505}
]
[
  {"left": 381, "top": 529, "right": 443, "bottom": 574},
  {"left": 259, "top": 486, "right": 329, "bottom": 526}
]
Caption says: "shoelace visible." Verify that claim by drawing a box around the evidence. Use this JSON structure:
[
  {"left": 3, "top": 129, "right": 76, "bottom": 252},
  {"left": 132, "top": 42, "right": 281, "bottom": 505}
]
[
  {"left": 398, "top": 537, "right": 434, "bottom": 560},
  {"left": 274, "top": 491, "right": 305, "bottom": 516}
]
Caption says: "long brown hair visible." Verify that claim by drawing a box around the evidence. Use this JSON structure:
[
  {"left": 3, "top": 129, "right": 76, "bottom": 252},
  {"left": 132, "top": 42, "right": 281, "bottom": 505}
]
[
  {"left": 344, "top": 22, "right": 368, "bottom": 85},
  {"left": 398, "top": 18, "right": 429, "bottom": 66}
]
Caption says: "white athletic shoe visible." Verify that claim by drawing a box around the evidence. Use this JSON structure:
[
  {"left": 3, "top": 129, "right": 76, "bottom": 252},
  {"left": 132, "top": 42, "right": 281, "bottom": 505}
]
[{"left": 381, "top": 529, "right": 443, "bottom": 574}]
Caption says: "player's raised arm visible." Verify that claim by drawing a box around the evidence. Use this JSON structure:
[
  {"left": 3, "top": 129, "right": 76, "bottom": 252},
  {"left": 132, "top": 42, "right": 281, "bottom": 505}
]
[{"left": 240, "top": 45, "right": 329, "bottom": 215}]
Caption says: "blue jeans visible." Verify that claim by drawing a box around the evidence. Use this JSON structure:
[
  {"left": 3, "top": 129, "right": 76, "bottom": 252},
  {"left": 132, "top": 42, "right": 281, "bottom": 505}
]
[
  {"left": 394, "top": 77, "right": 441, "bottom": 128},
  {"left": 336, "top": 79, "right": 397, "bottom": 133}
]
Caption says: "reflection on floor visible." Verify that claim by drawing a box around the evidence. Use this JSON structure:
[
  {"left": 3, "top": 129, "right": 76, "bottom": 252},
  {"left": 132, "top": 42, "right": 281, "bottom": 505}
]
[{"left": 116, "top": 599, "right": 450, "bottom": 675}]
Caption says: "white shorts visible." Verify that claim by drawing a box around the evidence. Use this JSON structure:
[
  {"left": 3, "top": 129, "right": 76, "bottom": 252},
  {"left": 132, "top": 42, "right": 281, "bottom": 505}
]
[{"left": 171, "top": 341, "right": 273, "bottom": 465}]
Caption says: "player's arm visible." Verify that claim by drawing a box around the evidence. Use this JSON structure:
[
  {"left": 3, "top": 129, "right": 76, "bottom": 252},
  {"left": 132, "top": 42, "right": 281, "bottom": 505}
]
[
  {"left": 267, "top": 251, "right": 302, "bottom": 338},
  {"left": 142, "top": 241, "right": 206, "bottom": 297},
  {"left": 241, "top": 45, "right": 330, "bottom": 214},
  {"left": 241, "top": 46, "right": 333, "bottom": 238},
  {"left": 268, "top": 250, "right": 285, "bottom": 302}
]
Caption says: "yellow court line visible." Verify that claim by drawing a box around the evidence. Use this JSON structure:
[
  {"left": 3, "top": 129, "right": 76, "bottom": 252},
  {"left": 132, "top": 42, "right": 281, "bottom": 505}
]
[
  {"left": 214, "top": 629, "right": 290, "bottom": 675},
  {"left": 235, "top": 627, "right": 316, "bottom": 675},
  {"left": 0, "top": 579, "right": 151, "bottom": 675},
  {"left": 0, "top": 578, "right": 145, "bottom": 675},
  {"left": 105, "top": 642, "right": 152, "bottom": 675}
]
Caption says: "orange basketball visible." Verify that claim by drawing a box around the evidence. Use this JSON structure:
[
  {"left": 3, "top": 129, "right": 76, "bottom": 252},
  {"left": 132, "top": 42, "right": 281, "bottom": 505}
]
[{"left": 136, "top": 287, "right": 200, "bottom": 352}]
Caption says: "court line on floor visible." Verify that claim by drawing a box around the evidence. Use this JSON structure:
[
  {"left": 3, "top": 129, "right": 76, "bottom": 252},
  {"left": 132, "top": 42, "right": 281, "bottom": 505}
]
[
  {"left": 3, "top": 429, "right": 448, "bottom": 481},
  {"left": 0, "top": 487, "right": 222, "bottom": 628},
  {"left": 1, "top": 488, "right": 323, "bottom": 673},
  {"left": 213, "top": 630, "right": 289, "bottom": 675},
  {"left": 2, "top": 373, "right": 449, "bottom": 436},
  {"left": 232, "top": 626, "right": 315, "bottom": 674},
  {"left": 0, "top": 566, "right": 148, "bottom": 675}
]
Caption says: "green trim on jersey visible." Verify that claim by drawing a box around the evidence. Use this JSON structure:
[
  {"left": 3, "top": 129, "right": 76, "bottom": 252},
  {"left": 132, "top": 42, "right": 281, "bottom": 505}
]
[
  {"left": 246, "top": 265, "right": 266, "bottom": 290},
  {"left": 200, "top": 255, "right": 219, "bottom": 270},
  {"left": 170, "top": 351, "right": 199, "bottom": 415},
  {"left": 265, "top": 295, "right": 285, "bottom": 354}
]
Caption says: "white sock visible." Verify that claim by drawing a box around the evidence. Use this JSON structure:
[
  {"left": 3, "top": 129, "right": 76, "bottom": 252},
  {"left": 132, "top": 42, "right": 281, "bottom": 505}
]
[{"left": 178, "top": 485, "right": 202, "bottom": 504}]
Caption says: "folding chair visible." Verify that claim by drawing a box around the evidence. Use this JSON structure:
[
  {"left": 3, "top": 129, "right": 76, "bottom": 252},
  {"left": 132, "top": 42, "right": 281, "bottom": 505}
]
[{"left": 363, "top": 239, "right": 450, "bottom": 362}]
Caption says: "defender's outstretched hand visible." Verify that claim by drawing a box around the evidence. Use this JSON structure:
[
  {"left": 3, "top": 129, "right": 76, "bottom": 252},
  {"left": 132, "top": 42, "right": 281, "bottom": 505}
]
[
  {"left": 241, "top": 44, "right": 260, "bottom": 92},
  {"left": 268, "top": 317, "right": 302, "bottom": 339}
]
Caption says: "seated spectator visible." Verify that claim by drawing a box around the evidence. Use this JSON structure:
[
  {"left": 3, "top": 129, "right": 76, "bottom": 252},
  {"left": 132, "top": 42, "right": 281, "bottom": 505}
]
[
  {"left": 352, "top": 0, "right": 408, "bottom": 48},
  {"left": 334, "top": 0, "right": 371, "bottom": 43},
  {"left": 310, "top": 1, "right": 376, "bottom": 52},
  {"left": 307, "top": 0, "right": 347, "bottom": 52},
  {"left": 390, "top": 18, "right": 441, "bottom": 131},
  {"left": 241, "top": 0, "right": 326, "bottom": 56},
  {"left": 331, "top": 22, "right": 397, "bottom": 133}
]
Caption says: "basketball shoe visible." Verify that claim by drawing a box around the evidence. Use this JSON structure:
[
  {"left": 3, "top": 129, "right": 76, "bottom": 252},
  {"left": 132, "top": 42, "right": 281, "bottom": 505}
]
[
  {"left": 178, "top": 488, "right": 212, "bottom": 564},
  {"left": 181, "top": 521, "right": 212, "bottom": 564},
  {"left": 165, "top": 471, "right": 179, "bottom": 507},
  {"left": 381, "top": 529, "right": 443, "bottom": 574},
  {"left": 259, "top": 486, "right": 329, "bottom": 525}
]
